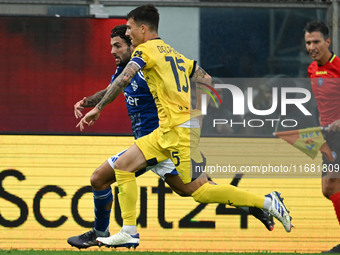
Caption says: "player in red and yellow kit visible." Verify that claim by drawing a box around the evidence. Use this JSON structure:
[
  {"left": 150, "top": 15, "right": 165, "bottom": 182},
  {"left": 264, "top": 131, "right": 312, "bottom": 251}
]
[
  {"left": 77, "top": 4, "right": 292, "bottom": 248},
  {"left": 304, "top": 20, "right": 340, "bottom": 253}
]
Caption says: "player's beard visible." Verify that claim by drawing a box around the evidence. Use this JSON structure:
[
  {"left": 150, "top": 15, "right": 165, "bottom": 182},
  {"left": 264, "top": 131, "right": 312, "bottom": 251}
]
[{"left": 118, "top": 49, "right": 132, "bottom": 67}]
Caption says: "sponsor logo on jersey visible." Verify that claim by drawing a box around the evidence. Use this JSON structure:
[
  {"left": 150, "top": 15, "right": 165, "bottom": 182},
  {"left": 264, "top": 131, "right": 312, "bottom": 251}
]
[
  {"left": 131, "top": 80, "right": 139, "bottom": 91},
  {"left": 134, "top": 50, "right": 143, "bottom": 58},
  {"left": 316, "top": 71, "right": 327, "bottom": 75},
  {"left": 124, "top": 92, "right": 139, "bottom": 106}
]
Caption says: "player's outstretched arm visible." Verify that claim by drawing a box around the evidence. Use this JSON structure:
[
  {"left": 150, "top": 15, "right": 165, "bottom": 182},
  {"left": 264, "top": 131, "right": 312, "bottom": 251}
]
[
  {"left": 96, "top": 61, "right": 140, "bottom": 110},
  {"left": 76, "top": 61, "right": 140, "bottom": 131},
  {"left": 73, "top": 89, "right": 108, "bottom": 119},
  {"left": 191, "top": 65, "right": 211, "bottom": 82},
  {"left": 191, "top": 65, "right": 212, "bottom": 126},
  {"left": 74, "top": 97, "right": 87, "bottom": 119},
  {"left": 191, "top": 65, "right": 212, "bottom": 108},
  {"left": 76, "top": 107, "right": 101, "bottom": 131},
  {"left": 83, "top": 89, "right": 108, "bottom": 107}
]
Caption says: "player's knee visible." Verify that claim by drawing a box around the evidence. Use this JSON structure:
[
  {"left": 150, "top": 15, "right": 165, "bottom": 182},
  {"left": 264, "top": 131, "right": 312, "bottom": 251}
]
[
  {"left": 90, "top": 169, "right": 104, "bottom": 190},
  {"left": 175, "top": 189, "right": 190, "bottom": 197},
  {"left": 170, "top": 184, "right": 192, "bottom": 197},
  {"left": 182, "top": 178, "right": 208, "bottom": 197},
  {"left": 196, "top": 178, "right": 208, "bottom": 186},
  {"left": 191, "top": 179, "right": 209, "bottom": 203}
]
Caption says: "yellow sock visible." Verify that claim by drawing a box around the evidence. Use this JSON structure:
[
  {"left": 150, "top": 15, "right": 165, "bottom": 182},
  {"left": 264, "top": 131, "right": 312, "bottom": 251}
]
[
  {"left": 115, "top": 169, "right": 137, "bottom": 226},
  {"left": 192, "top": 182, "right": 264, "bottom": 208}
]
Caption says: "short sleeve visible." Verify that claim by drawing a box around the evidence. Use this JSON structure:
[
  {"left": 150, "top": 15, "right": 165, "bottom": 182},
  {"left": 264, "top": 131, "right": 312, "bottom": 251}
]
[{"left": 131, "top": 43, "right": 152, "bottom": 70}]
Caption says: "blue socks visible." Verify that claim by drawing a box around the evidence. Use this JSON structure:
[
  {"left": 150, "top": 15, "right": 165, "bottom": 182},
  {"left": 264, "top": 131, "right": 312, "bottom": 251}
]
[{"left": 93, "top": 187, "right": 113, "bottom": 233}]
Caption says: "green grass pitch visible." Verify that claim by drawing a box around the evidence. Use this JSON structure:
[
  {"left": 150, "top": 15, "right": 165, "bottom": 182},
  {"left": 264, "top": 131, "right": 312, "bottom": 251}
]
[{"left": 0, "top": 251, "right": 336, "bottom": 255}]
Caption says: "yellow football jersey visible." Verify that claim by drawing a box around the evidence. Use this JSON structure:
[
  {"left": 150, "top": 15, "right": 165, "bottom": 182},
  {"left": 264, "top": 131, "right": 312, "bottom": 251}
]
[{"left": 131, "top": 38, "right": 196, "bottom": 132}]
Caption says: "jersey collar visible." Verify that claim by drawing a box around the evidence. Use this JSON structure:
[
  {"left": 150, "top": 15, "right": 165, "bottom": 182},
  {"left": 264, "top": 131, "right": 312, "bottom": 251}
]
[{"left": 329, "top": 52, "right": 336, "bottom": 63}]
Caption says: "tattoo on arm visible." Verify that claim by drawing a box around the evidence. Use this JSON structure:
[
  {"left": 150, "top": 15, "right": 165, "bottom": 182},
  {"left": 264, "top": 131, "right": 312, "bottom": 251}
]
[
  {"left": 191, "top": 65, "right": 211, "bottom": 110},
  {"left": 83, "top": 89, "right": 107, "bottom": 107},
  {"left": 191, "top": 66, "right": 208, "bottom": 82},
  {"left": 96, "top": 62, "right": 140, "bottom": 110}
]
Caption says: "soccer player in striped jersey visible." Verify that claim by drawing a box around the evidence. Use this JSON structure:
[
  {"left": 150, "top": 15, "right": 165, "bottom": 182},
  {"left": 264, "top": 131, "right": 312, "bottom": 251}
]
[
  {"left": 77, "top": 5, "right": 292, "bottom": 248},
  {"left": 304, "top": 20, "right": 340, "bottom": 253}
]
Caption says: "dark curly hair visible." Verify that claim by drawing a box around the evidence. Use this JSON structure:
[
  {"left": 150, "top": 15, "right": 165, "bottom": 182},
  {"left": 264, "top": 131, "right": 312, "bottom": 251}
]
[{"left": 110, "top": 24, "right": 131, "bottom": 46}]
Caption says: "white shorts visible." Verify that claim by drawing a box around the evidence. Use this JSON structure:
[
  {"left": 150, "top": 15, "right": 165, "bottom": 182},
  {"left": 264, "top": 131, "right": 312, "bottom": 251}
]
[{"left": 107, "top": 149, "right": 178, "bottom": 180}]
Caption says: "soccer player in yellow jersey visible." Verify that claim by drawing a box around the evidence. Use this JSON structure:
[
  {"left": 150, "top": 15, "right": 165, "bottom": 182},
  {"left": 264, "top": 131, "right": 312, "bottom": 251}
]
[{"left": 77, "top": 4, "right": 292, "bottom": 248}]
